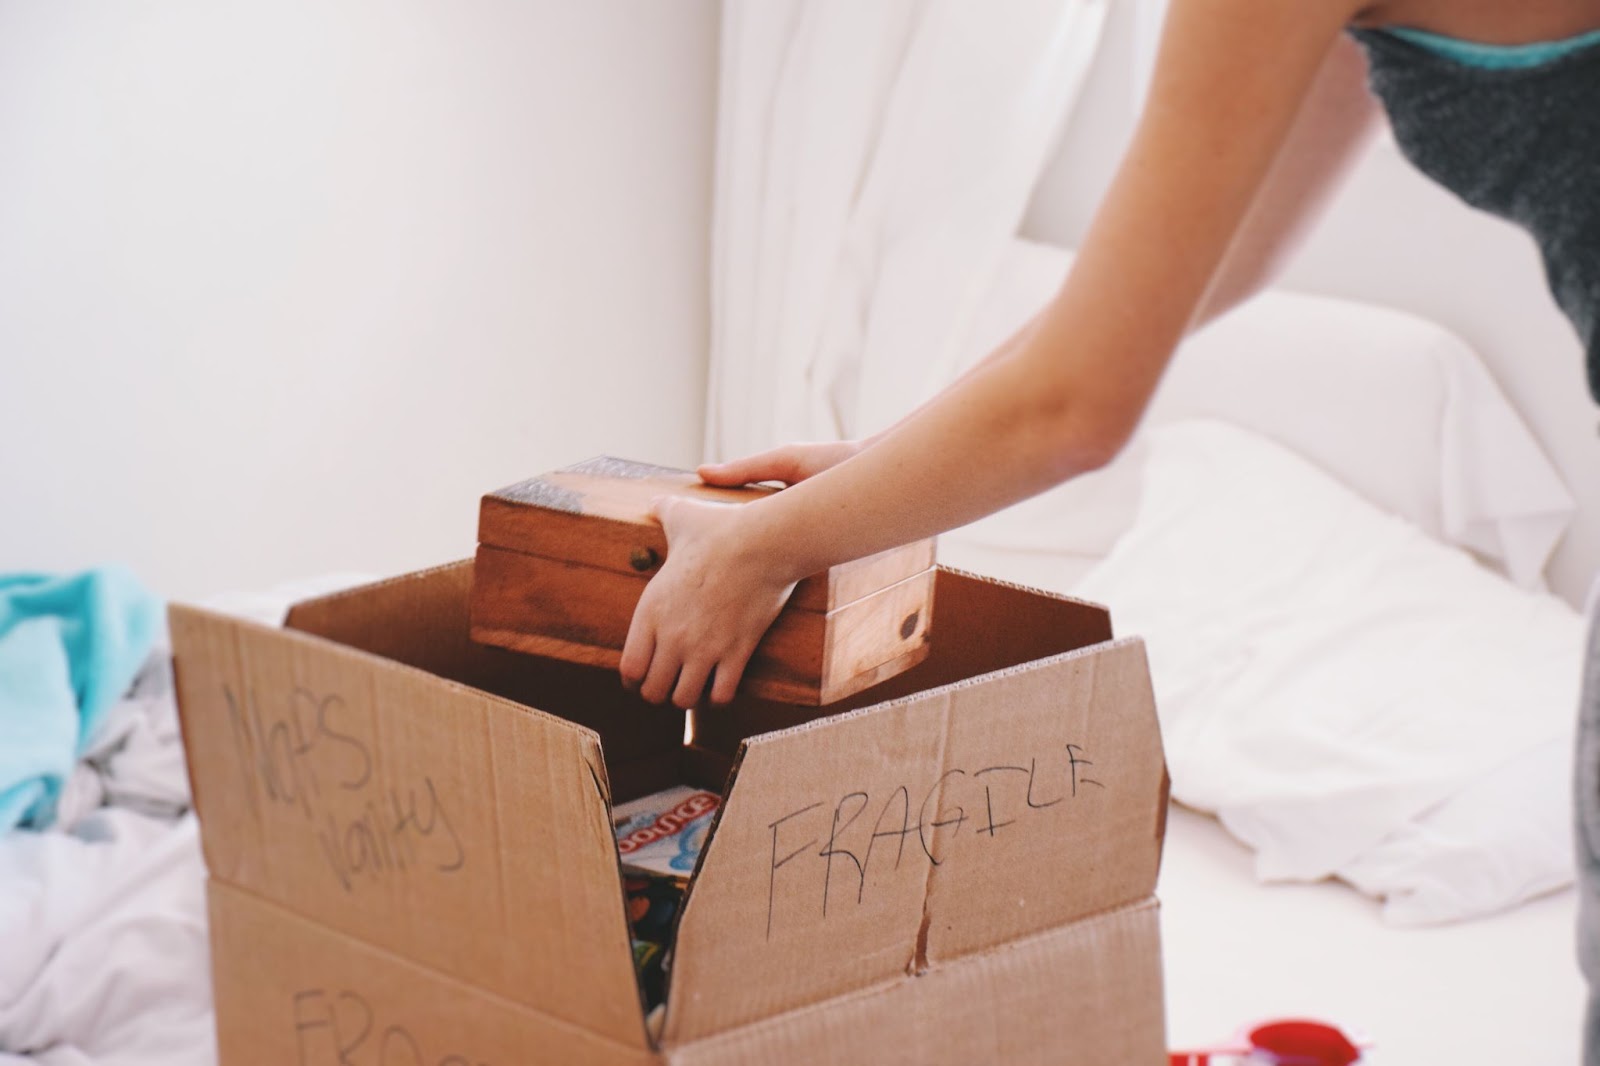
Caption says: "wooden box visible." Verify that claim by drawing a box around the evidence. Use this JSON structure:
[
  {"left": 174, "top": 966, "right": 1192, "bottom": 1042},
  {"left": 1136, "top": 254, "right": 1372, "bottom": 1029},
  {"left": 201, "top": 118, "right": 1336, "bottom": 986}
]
[{"left": 469, "top": 457, "right": 936, "bottom": 705}]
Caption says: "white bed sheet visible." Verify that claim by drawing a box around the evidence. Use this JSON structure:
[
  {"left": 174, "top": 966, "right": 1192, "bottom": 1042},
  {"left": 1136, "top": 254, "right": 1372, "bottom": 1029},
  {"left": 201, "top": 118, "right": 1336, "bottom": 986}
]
[{"left": 1161, "top": 804, "right": 1583, "bottom": 1063}]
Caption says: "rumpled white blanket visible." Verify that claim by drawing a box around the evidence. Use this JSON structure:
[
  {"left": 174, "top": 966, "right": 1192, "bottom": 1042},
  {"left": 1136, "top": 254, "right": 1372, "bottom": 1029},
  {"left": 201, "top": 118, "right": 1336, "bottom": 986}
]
[
  {"left": 0, "top": 811, "right": 211, "bottom": 1066},
  {"left": 54, "top": 650, "right": 188, "bottom": 831}
]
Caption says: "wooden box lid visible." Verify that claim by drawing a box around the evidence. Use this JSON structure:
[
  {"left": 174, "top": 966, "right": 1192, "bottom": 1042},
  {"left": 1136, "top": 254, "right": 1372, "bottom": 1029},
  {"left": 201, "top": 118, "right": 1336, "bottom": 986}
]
[
  {"left": 470, "top": 456, "right": 936, "bottom": 704},
  {"left": 477, "top": 457, "right": 935, "bottom": 611}
]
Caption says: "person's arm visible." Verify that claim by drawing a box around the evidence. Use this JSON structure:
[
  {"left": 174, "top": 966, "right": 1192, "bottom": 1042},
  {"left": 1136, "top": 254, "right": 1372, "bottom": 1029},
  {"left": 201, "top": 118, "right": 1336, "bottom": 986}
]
[
  {"left": 696, "top": 318, "right": 1043, "bottom": 489},
  {"left": 625, "top": 0, "right": 1370, "bottom": 708},
  {"left": 701, "top": 35, "right": 1378, "bottom": 494},
  {"left": 1192, "top": 32, "right": 1379, "bottom": 329}
]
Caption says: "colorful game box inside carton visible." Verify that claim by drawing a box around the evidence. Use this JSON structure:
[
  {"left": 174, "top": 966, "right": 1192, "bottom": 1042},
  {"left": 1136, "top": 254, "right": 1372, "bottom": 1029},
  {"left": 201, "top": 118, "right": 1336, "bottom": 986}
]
[
  {"left": 170, "top": 559, "right": 1170, "bottom": 1065},
  {"left": 614, "top": 785, "right": 721, "bottom": 1024}
]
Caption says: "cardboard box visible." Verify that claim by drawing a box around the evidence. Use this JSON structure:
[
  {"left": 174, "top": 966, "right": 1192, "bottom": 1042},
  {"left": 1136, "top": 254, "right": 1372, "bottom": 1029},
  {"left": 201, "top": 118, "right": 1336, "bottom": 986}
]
[
  {"left": 471, "top": 457, "right": 937, "bottom": 704},
  {"left": 171, "top": 560, "right": 1170, "bottom": 1065}
]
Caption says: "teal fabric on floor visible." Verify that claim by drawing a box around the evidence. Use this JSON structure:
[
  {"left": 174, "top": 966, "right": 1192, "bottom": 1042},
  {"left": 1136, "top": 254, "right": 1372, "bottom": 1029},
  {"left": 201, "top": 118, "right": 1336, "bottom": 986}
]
[{"left": 0, "top": 568, "right": 163, "bottom": 830}]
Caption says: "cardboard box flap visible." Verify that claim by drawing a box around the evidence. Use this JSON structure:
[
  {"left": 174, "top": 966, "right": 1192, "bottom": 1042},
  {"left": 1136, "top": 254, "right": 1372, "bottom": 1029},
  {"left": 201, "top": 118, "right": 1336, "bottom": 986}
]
[
  {"left": 661, "top": 636, "right": 1166, "bottom": 1045},
  {"left": 478, "top": 458, "right": 934, "bottom": 612},
  {"left": 170, "top": 600, "right": 651, "bottom": 1049},
  {"left": 209, "top": 880, "right": 658, "bottom": 1066},
  {"left": 662, "top": 899, "right": 1166, "bottom": 1066},
  {"left": 918, "top": 637, "right": 1166, "bottom": 963},
  {"left": 285, "top": 561, "right": 683, "bottom": 791},
  {"left": 689, "top": 567, "right": 1117, "bottom": 757}
]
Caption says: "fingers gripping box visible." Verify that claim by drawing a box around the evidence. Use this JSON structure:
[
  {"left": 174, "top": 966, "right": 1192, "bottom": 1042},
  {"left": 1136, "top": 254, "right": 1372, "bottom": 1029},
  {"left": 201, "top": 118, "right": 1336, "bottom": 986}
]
[
  {"left": 470, "top": 457, "right": 937, "bottom": 706},
  {"left": 170, "top": 561, "right": 1170, "bottom": 1065}
]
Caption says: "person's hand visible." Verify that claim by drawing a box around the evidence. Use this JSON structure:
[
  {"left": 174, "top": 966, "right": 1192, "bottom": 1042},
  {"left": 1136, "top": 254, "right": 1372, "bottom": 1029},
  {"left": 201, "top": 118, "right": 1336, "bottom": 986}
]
[
  {"left": 696, "top": 439, "right": 864, "bottom": 489},
  {"left": 620, "top": 495, "right": 798, "bottom": 708}
]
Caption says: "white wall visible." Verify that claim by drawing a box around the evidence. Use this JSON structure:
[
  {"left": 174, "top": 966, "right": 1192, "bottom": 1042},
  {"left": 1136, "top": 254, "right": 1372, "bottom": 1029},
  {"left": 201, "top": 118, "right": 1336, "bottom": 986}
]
[
  {"left": 0, "top": 1, "right": 718, "bottom": 600},
  {"left": 1022, "top": 1, "right": 1600, "bottom": 607}
]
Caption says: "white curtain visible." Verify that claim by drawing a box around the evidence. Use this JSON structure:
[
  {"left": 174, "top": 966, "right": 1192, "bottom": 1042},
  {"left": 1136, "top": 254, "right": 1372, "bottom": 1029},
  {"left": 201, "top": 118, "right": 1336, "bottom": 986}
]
[{"left": 705, "top": 0, "right": 1109, "bottom": 461}]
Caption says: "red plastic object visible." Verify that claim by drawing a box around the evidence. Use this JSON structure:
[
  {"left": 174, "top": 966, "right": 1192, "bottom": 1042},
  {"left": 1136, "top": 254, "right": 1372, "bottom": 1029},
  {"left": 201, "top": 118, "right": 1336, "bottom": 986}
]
[
  {"left": 1170, "top": 1017, "right": 1365, "bottom": 1065},
  {"left": 1248, "top": 1020, "right": 1362, "bottom": 1065}
]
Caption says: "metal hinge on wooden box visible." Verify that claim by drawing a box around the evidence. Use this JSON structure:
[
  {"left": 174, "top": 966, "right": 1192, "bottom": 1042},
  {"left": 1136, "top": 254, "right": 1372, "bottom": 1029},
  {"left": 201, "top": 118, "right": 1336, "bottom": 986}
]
[{"left": 469, "top": 457, "right": 936, "bottom": 705}]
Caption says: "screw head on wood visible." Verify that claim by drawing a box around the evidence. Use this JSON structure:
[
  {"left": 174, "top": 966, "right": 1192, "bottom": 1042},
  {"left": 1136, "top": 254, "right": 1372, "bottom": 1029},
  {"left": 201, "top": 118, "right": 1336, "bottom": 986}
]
[{"left": 630, "top": 546, "right": 661, "bottom": 572}]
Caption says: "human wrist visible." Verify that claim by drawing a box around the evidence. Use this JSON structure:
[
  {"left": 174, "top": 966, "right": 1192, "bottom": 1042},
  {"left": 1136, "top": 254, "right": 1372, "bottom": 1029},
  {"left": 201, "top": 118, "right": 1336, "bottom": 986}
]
[{"left": 732, "top": 496, "right": 815, "bottom": 590}]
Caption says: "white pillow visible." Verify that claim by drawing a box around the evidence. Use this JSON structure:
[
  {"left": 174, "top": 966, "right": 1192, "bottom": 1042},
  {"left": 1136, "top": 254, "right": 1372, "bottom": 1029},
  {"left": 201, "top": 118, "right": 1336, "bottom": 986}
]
[{"left": 1074, "top": 419, "right": 1584, "bottom": 922}]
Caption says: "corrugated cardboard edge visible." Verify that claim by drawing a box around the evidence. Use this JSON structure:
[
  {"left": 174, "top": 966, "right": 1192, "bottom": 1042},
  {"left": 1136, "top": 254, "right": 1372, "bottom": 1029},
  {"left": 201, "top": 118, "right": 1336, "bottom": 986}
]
[
  {"left": 183, "top": 588, "right": 616, "bottom": 805},
  {"left": 281, "top": 559, "right": 473, "bottom": 626},
  {"left": 662, "top": 897, "right": 1167, "bottom": 1066},
  {"left": 685, "top": 566, "right": 1116, "bottom": 755},
  {"left": 934, "top": 564, "right": 1115, "bottom": 617},
  {"left": 738, "top": 634, "right": 1152, "bottom": 749},
  {"left": 279, "top": 559, "right": 623, "bottom": 807}
]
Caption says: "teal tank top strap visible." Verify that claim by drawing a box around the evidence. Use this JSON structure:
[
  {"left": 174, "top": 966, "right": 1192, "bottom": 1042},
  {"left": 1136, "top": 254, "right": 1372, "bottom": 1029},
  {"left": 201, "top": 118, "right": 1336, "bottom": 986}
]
[{"left": 1379, "top": 24, "right": 1600, "bottom": 70}]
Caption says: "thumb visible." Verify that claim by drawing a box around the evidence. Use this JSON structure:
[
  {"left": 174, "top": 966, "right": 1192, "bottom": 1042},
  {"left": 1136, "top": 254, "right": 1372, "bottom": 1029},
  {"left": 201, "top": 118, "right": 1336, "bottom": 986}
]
[{"left": 649, "top": 493, "right": 686, "bottom": 533}]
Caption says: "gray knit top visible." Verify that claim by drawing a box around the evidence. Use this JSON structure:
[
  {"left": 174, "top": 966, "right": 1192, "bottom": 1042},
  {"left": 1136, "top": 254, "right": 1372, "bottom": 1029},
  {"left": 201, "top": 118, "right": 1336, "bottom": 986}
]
[{"left": 1350, "top": 28, "right": 1600, "bottom": 403}]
